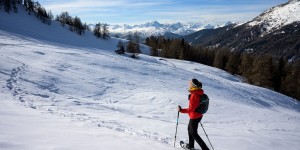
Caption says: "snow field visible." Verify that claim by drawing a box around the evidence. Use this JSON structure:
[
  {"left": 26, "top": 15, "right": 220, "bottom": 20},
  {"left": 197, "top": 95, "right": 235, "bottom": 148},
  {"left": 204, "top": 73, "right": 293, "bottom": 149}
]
[
  {"left": 1, "top": 3, "right": 300, "bottom": 149},
  {"left": 0, "top": 30, "right": 299, "bottom": 150}
]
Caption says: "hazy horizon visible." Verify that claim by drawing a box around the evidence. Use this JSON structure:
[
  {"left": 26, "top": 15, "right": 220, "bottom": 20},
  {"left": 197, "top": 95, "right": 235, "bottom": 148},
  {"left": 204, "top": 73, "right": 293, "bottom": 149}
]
[{"left": 38, "top": 0, "right": 288, "bottom": 25}]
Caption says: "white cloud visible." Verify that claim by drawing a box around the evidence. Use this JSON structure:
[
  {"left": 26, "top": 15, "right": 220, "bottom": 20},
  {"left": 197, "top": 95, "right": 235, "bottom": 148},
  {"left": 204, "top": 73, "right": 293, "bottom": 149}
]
[{"left": 44, "top": 0, "right": 168, "bottom": 13}]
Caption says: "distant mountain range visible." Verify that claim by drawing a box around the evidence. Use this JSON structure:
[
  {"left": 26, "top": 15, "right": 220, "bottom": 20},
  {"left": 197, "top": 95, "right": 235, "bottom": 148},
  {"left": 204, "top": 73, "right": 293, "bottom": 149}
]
[
  {"left": 108, "top": 21, "right": 233, "bottom": 39},
  {"left": 184, "top": 0, "right": 300, "bottom": 61}
]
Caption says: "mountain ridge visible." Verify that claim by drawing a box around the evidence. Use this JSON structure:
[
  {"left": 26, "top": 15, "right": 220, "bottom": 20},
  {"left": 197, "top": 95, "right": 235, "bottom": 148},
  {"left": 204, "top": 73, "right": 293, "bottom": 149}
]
[
  {"left": 109, "top": 21, "right": 234, "bottom": 38},
  {"left": 184, "top": 0, "right": 300, "bottom": 61}
]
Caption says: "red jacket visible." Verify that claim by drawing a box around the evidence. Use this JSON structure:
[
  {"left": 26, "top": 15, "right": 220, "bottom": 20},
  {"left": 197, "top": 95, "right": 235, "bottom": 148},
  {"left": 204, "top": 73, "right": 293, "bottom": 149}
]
[{"left": 180, "top": 88, "right": 203, "bottom": 119}]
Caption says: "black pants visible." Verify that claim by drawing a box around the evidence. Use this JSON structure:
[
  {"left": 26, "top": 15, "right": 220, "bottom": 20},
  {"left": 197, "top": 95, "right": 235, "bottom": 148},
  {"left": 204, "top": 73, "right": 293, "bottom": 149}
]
[{"left": 188, "top": 118, "right": 209, "bottom": 150}]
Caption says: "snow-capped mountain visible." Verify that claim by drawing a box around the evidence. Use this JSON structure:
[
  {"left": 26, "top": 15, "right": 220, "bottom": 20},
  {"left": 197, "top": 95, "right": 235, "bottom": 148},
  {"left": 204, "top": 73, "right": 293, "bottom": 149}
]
[
  {"left": 109, "top": 21, "right": 233, "bottom": 38},
  {"left": 247, "top": 0, "right": 300, "bottom": 35},
  {"left": 185, "top": 0, "right": 300, "bottom": 60}
]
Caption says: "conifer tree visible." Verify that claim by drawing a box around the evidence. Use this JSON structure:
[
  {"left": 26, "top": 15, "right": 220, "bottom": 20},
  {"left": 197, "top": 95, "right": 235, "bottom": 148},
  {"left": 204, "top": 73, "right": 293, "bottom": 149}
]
[
  {"left": 4, "top": 0, "right": 11, "bottom": 13},
  {"left": 146, "top": 36, "right": 159, "bottom": 56},
  {"left": 83, "top": 22, "right": 91, "bottom": 31},
  {"left": 239, "top": 53, "right": 253, "bottom": 78},
  {"left": 126, "top": 40, "right": 139, "bottom": 57},
  {"left": 27, "top": 0, "right": 34, "bottom": 13},
  {"left": 126, "top": 32, "right": 140, "bottom": 57},
  {"left": 93, "top": 23, "right": 102, "bottom": 38},
  {"left": 150, "top": 46, "right": 158, "bottom": 56},
  {"left": 58, "top": 12, "right": 69, "bottom": 27},
  {"left": 74, "top": 16, "right": 84, "bottom": 35},
  {"left": 179, "top": 39, "right": 187, "bottom": 60},
  {"left": 117, "top": 40, "right": 125, "bottom": 53},
  {"left": 162, "top": 43, "right": 171, "bottom": 58},
  {"left": 250, "top": 55, "right": 273, "bottom": 87},
  {"left": 273, "top": 57, "right": 286, "bottom": 91},
  {"left": 280, "top": 62, "right": 300, "bottom": 100},
  {"left": 12, "top": 0, "right": 17, "bottom": 13},
  {"left": 132, "top": 31, "right": 141, "bottom": 52},
  {"left": 24, "top": 0, "right": 28, "bottom": 8},
  {"left": 68, "top": 17, "right": 74, "bottom": 31},
  {"left": 169, "top": 40, "right": 181, "bottom": 59},
  {"left": 213, "top": 48, "right": 230, "bottom": 70},
  {"left": 102, "top": 23, "right": 109, "bottom": 39},
  {"left": 225, "top": 52, "right": 241, "bottom": 75}
]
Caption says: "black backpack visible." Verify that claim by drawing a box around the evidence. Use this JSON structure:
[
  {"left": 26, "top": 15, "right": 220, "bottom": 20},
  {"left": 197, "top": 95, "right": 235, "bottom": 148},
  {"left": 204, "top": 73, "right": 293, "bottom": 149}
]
[{"left": 195, "top": 94, "right": 209, "bottom": 114}]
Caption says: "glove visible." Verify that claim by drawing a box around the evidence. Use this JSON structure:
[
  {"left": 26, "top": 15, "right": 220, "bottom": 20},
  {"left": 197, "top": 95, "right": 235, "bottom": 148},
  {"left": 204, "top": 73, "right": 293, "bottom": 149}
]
[{"left": 178, "top": 105, "right": 182, "bottom": 112}]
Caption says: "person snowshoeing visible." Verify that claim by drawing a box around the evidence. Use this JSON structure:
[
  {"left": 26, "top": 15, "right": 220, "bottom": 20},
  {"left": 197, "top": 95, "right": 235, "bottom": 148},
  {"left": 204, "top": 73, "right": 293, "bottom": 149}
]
[{"left": 178, "top": 78, "right": 210, "bottom": 150}]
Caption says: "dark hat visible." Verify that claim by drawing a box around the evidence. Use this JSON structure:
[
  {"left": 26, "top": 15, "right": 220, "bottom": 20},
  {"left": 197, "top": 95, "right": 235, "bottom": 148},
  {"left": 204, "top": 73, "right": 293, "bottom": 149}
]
[{"left": 191, "top": 78, "right": 202, "bottom": 88}]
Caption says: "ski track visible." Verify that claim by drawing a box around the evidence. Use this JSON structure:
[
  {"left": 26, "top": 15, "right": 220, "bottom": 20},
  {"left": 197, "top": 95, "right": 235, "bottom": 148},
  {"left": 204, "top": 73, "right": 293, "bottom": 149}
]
[
  {"left": 3, "top": 61, "right": 175, "bottom": 146},
  {"left": 1, "top": 35, "right": 176, "bottom": 146}
]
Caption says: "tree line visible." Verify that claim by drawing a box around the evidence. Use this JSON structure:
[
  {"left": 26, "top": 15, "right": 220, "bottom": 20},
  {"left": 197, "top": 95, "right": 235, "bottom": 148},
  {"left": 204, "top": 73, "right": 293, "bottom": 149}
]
[
  {"left": 145, "top": 36, "right": 300, "bottom": 101},
  {"left": 1, "top": 0, "right": 110, "bottom": 39},
  {"left": 116, "top": 31, "right": 141, "bottom": 58},
  {"left": 55, "top": 12, "right": 89, "bottom": 35},
  {"left": 0, "top": 0, "right": 19, "bottom": 13},
  {"left": 93, "top": 22, "right": 109, "bottom": 39},
  {"left": 55, "top": 12, "right": 109, "bottom": 38},
  {"left": 1, "top": 0, "right": 53, "bottom": 24}
]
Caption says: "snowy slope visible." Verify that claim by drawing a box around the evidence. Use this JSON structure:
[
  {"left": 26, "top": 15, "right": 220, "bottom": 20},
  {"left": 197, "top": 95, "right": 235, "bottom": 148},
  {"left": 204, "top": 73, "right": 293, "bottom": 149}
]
[
  {"left": 0, "top": 95, "right": 171, "bottom": 150},
  {"left": 1, "top": 4, "right": 300, "bottom": 150},
  {"left": 247, "top": 0, "right": 300, "bottom": 34},
  {"left": 0, "top": 29, "right": 300, "bottom": 150},
  {"left": 0, "top": 4, "right": 150, "bottom": 54}
]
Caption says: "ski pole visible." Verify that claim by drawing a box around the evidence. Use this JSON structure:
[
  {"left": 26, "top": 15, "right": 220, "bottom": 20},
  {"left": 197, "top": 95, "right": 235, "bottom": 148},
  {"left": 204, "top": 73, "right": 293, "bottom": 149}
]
[
  {"left": 200, "top": 122, "right": 215, "bottom": 150},
  {"left": 174, "top": 110, "right": 180, "bottom": 147}
]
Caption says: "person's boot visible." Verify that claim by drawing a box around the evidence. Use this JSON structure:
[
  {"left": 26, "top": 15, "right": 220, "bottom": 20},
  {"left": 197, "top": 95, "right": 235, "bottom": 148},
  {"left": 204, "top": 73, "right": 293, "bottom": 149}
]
[
  {"left": 180, "top": 141, "right": 195, "bottom": 150},
  {"left": 185, "top": 144, "right": 195, "bottom": 150}
]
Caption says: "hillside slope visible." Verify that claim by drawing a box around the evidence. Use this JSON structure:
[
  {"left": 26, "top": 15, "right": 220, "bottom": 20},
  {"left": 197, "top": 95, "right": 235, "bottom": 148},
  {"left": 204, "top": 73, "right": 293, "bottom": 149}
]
[
  {"left": 0, "top": 28, "right": 299, "bottom": 150},
  {"left": 0, "top": 4, "right": 150, "bottom": 54},
  {"left": 0, "top": 2, "right": 300, "bottom": 150},
  {"left": 248, "top": 0, "right": 300, "bottom": 34},
  {"left": 184, "top": 0, "right": 300, "bottom": 60},
  {"left": 0, "top": 95, "right": 171, "bottom": 150}
]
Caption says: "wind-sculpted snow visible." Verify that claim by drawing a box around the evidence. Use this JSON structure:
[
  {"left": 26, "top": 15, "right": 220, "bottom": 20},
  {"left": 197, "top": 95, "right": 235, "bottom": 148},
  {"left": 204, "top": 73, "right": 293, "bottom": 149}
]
[{"left": 0, "top": 30, "right": 299, "bottom": 150}]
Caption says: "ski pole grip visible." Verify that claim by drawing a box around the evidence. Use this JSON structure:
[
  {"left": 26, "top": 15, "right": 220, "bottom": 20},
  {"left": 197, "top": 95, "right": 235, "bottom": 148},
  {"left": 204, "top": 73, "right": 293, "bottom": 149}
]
[{"left": 178, "top": 105, "right": 181, "bottom": 112}]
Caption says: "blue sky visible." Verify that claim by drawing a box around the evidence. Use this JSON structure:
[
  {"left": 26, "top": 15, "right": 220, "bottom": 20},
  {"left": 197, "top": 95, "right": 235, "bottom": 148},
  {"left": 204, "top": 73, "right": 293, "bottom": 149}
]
[{"left": 39, "top": 0, "right": 288, "bottom": 25}]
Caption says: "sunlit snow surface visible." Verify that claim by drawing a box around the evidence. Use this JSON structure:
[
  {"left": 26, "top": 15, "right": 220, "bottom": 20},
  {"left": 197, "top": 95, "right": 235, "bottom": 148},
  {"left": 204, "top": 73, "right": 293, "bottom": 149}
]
[
  {"left": 1, "top": 4, "right": 300, "bottom": 150},
  {"left": 248, "top": 0, "right": 300, "bottom": 34}
]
